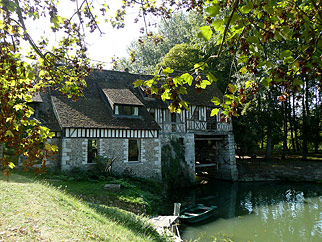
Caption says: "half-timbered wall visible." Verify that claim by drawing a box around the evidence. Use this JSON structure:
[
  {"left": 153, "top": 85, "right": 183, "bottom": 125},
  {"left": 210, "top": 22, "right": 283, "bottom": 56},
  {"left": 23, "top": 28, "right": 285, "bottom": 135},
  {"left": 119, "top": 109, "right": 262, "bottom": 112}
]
[
  {"left": 148, "top": 106, "right": 232, "bottom": 134},
  {"left": 64, "top": 128, "right": 158, "bottom": 139}
]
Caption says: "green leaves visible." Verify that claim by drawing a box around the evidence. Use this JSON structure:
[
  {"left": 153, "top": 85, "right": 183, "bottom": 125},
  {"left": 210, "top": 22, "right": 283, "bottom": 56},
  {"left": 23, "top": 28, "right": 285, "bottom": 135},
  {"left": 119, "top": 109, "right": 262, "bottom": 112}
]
[
  {"left": 245, "top": 80, "right": 253, "bottom": 89},
  {"left": 261, "top": 77, "right": 272, "bottom": 87},
  {"left": 240, "top": 66, "right": 248, "bottom": 74},
  {"left": 50, "top": 15, "right": 64, "bottom": 28},
  {"left": 5, "top": 130, "right": 14, "bottom": 137},
  {"left": 246, "top": 36, "right": 259, "bottom": 44},
  {"left": 181, "top": 73, "right": 193, "bottom": 86},
  {"left": 211, "top": 97, "right": 221, "bottom": 105},
  {"left": 133, "top": 79, "right": 144, "bottom": 88},
  {"left": 280, "top": 50, "right": 293, "bottom": 59},
  {"left": 162, "top": 67, "right": 174, "bottom": 75},
  {"left": 200, "top": 80, "right": 211, "bottom": 89},
  {"left": 8, "top": 162, "right": 15, "bottom": 169},
  {"left": 198, "top": 26, "right": 213, "bottom": 41},
  {"left": 205, "top": 4, "right": 220, "bottom": 17},
  {"left": 210, "top": 108, "right": 219, "bottom": 117},
  {"left": 0, "top": 20, "right": 5, "bottom": 29},
  {"left": 144, "top": 79, "right": 155, "bottom": 87},
  {"left": 240, "top": 1, "right": 253, "bottom": 14},
  {"left": 212, "top": 19, "right": 224, "bottom": 34},
  {"left": 228, "top": 84, "right": 237, "bottom": 93},
  {"left": 161, "top": 91, "right": 171, "bottom": 102},
  {"left": 207, "top": 72, "right": 217, "bottom": 83},
  {"left": 194, "top": 62, "right": 208, "bottom": 72}
]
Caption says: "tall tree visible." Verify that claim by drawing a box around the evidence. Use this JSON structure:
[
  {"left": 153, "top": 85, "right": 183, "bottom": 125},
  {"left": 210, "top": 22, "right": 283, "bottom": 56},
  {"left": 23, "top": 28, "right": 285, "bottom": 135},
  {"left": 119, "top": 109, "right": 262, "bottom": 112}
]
[{"left": 116, "top": 11, "right": 207, "bottom": 74}]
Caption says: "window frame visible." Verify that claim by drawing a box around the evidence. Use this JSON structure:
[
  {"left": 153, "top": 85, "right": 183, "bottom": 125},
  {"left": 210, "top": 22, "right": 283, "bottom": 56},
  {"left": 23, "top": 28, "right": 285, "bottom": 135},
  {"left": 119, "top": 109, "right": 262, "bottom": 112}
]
[
  {"left": 128, "top": 139, "right": 140, "bottom": 162},
  {"left": 87, "top": 139, "right": 98, "bottom": 163},
  {"left": 115, "top": 105, "right": 139, "bottom": 117}
]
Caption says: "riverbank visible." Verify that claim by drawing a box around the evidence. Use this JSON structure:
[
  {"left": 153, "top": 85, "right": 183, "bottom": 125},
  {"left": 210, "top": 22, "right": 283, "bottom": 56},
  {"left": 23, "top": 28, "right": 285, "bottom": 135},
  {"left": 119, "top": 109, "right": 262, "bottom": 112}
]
[
  {"left": 0, "top": 173, "right": 167, "bottom": 241},
  {"left": 237, "top": 152, "right": 322, "bottom": 182},
  {"left": 19, "top": 169, "right": 166, "bottom": 215}
]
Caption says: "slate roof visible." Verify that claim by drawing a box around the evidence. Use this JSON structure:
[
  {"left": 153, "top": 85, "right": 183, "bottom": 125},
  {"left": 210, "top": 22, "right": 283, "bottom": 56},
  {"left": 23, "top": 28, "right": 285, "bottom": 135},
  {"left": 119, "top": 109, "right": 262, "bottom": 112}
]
[
  {"left": 183, "top": 84, "right": 223, "bottom": 106},
  {"left": 102, "top": 88, "right": 143, "bottom": 106},
  {"left": 36, "top": 93, "right": 61, "bottom": 131},
  {"left": 50, "top": 69, "right": 223, "bottom": 129},
  {"left": 51, "top": 72, "right": 160, "bottom": 130}
]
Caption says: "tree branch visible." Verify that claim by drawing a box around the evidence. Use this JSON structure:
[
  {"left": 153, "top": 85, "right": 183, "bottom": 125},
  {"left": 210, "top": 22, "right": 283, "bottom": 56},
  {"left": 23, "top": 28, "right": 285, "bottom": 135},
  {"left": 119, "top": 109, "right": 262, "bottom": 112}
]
[
  {"left": 216, "top": 0, "right": 240, "bottom": 58},
  {"left": 85, "top": 0, "right": 104, "bottom": 35}
]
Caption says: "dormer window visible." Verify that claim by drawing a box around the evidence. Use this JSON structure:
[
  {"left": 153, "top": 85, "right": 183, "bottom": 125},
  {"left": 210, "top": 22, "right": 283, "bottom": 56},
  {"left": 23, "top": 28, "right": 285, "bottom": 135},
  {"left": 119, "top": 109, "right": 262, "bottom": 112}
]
[
  {"left": 115, "top": 105, "right": 139, "bottom": 116},
  {"left": 102, "top": 88, "right": 144, "bottom": 118}
]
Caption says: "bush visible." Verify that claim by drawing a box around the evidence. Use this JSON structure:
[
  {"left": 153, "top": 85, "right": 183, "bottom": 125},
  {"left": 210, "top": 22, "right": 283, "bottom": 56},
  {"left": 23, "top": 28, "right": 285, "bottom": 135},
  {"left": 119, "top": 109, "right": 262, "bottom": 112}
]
[{"left": 62, "top": 156, "right": 112, "bottom": 181}]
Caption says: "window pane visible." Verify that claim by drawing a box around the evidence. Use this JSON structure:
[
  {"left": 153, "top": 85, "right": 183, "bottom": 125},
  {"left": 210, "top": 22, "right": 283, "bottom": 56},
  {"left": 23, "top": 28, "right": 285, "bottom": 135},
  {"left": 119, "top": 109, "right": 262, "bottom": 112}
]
[
  {"left": 88, "top": 139, "right": 97, "bottom": 163},
  {"left": 123, "top": 106, "right": 132, "bottom": 115},
  {"left": 193, "top": 108, "right": 199, "bottom": 120},
  {"left": 171, "top": 113, "right": 176, "bottom": 122},
  {"left": 128, "top": 139, "right": 139, "bottom": 161}
]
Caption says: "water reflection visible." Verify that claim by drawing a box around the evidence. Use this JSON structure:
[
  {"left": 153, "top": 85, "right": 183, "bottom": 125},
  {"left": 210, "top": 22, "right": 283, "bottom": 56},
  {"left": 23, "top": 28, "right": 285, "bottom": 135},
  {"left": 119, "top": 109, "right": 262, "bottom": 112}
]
[{"left": 171, "top": 180, "right": 322, "bottom": 242}]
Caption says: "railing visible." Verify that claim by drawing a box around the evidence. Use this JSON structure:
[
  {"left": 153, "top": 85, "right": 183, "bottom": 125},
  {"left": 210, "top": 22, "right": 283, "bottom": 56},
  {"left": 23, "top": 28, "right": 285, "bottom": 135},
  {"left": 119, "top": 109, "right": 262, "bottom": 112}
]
[
  {"left": 158, "top": 120, "right": 232, "bottom": 134},
  {"left": 186, "top": 119, "right": 232, "bottom": 132},
  {"left": 216, "top": 122, "right": 232, "bottom": 131},
  {"left": 186, "top": 119, "right": 208, "bottom": 131},
  {"left": 160, "top": 122, "right": 185, "bottom": 133}
]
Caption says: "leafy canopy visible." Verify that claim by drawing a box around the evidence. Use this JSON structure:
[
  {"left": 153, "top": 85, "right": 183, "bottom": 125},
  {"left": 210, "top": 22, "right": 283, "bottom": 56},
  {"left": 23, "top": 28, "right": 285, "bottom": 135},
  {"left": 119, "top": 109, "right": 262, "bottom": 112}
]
[
  {"left": 0, "top": 0, "right": 108, "bottom": 176},
  {"left": 127, "top": 0, "right": 322, "bottom": 120}
]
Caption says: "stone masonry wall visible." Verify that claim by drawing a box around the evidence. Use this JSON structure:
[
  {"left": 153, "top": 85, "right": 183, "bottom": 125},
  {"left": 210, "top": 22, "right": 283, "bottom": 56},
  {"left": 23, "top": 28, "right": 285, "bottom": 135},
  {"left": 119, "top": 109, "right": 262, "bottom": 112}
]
[
  {"left": 183, "top": 133, "right": 196, "bottom": 184},
  {"left": 45, "top": 138, "right": 61, "bottom": 169},
  {"left": 61, "top": 137, "right": 162, "bottom": 181},
  {"left": 215, "top": 132, "right": 238, "bottom": 181},
  {"left": 61, "top": 138, "right": 87, "bottom": 170},
  {"left": 108, "top": 138, "right": 162, "bottom": 181},
  {"left": 160, "top": 133, "right": 196, "bottom": 186}
]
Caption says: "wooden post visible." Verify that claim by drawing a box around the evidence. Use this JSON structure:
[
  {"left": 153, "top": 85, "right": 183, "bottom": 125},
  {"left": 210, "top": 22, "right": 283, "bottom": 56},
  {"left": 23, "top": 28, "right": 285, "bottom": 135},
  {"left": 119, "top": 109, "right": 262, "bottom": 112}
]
[{"left": 173, "top": 203, "right": 181, "bottom": 216}]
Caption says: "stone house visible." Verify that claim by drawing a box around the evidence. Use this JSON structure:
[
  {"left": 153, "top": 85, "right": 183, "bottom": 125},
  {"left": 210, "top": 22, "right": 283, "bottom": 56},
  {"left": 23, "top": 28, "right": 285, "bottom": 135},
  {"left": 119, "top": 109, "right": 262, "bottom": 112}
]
[{"left": 34, "top": 70, "right": 237, "bottom": 182}]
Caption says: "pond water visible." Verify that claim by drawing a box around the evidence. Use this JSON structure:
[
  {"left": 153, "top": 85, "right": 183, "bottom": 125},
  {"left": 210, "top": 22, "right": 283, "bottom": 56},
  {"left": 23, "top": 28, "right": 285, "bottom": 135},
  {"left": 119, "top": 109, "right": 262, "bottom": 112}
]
[{"left": 170, "top": 179, "right": 322, "bottom": 242}]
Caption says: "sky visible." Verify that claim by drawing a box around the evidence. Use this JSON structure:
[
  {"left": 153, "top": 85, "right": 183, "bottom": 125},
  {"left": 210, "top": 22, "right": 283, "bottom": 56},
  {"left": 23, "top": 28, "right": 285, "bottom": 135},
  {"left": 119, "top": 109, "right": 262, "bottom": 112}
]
[{"left": 24, "top": 0, "right": 159, "bottom": 68}]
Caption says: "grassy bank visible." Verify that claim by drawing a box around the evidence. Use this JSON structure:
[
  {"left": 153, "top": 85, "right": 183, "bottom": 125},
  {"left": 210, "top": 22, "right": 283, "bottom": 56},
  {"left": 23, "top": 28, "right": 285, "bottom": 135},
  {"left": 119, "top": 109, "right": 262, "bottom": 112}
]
[
  {"left": 0, "top": 173, "right": 167, "bottom": 241},
  {"left": 21, "top": 169, "right": 165, "bottom": 215}
]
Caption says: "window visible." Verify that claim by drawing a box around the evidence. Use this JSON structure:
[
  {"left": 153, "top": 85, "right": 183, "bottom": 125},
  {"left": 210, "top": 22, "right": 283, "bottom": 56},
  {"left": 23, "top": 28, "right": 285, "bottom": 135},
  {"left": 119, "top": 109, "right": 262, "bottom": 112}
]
[
  {"left": 128, "top": 139, "right": 140, "bottom": 162},
  {"left": 171, "top": 113, "right": 176, "bottom": 122},
  {"left": 149, "top": 109, "right": 155, "bottom": 119},
  {"left": 115, "top": 105, "right": 139, "bottom": 116},
  {"left": 193, "top": 108, "right": 199, "bottom": 120},
  {"left": 171, "top": 113, "right": 177, "bottom": 132},
  {"left": 88, "top": 139, "right": 97, "bottom": 163}
]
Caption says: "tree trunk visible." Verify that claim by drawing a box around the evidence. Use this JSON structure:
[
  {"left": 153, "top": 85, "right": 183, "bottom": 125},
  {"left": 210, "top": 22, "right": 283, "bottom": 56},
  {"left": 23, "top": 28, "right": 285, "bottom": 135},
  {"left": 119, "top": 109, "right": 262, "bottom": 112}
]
[
  {"left": 266, "top": 130, "right": 272, "bottom": 162},
  {"left": 261, "top": 126, "right": 264, "bottom": 150},
  {"left": 314, "top": 90, "right": 320, "bottom": 153},
  {"left": 302, "top": 79, "right": 309, "bottom": 160},
  {"left": 314, "top": 116, "right": 320, "bottom": 153},
  {"left": 281, "top": 100, "right": 287, "bottom": 160},
  {"left": 292, "top": 94, "right": 300, "bottom": 151},
  {"left": 288, "top": 96, "right": 296, "bottom": 152}
]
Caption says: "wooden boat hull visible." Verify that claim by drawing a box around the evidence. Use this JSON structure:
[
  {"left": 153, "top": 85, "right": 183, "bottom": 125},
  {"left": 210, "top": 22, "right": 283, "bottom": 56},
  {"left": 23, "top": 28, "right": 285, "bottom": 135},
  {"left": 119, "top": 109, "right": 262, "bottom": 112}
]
[{"left": 179, "top": 204, "right": 217, "bottom": 224}]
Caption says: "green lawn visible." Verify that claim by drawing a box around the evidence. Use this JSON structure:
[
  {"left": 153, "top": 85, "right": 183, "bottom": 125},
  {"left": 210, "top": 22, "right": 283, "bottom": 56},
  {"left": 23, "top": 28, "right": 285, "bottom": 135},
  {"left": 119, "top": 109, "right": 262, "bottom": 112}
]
[
  {"left": 0, "top": 173, "right": 167, "bottom": 241},
  {"left": 34, "top": 171, "right": 165, "bottom": 215}
]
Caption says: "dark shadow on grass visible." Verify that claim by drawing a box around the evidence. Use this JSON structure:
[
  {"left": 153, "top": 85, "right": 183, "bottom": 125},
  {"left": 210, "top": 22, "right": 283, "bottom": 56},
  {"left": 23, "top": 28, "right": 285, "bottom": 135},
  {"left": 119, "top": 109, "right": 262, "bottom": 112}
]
[
  {"left": 87, "top": 202, "right": 168, "bottom": 242},
  {"left": 0, "top": 169, "right": 36, "bottom": 184}
]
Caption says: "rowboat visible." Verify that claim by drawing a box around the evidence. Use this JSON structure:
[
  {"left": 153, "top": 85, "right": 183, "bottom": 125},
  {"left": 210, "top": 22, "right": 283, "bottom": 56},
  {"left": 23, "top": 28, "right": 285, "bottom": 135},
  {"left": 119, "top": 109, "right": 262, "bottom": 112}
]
[{"left": 179, "top": 204, "right": 217, "bottom": 224}]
